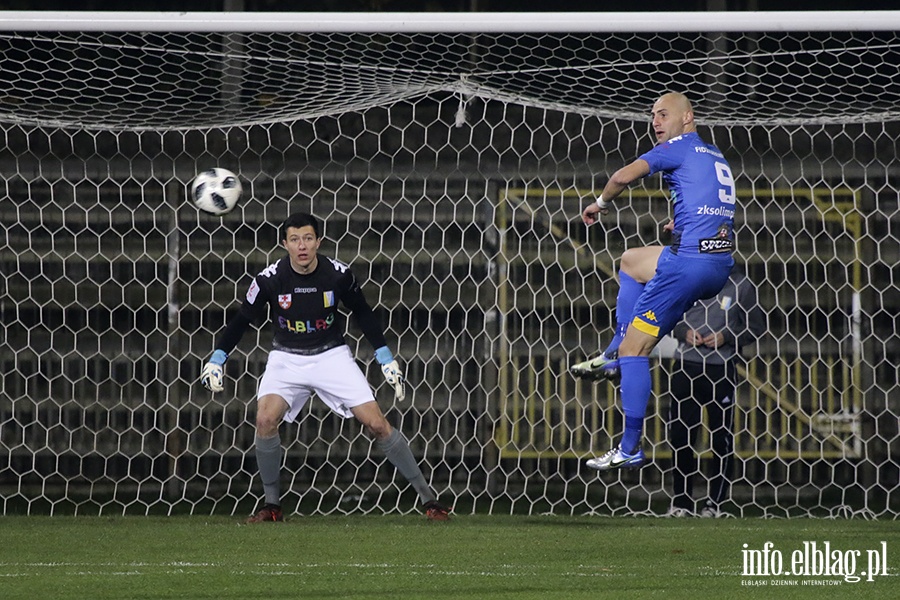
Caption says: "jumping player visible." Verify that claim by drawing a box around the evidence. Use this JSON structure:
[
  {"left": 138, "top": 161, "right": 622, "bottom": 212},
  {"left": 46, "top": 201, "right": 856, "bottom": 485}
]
[
  {"left": 201, "top": 212, "right": 450, "bottom": 521},
  {"left": 575, "top": 92, "right": 737, "bottom": 471}
]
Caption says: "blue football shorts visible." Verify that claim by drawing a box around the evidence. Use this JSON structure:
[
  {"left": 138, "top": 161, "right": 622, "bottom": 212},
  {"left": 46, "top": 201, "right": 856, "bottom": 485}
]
[{"left": 630, "top": 247, "right": 733, "bottom": 338}]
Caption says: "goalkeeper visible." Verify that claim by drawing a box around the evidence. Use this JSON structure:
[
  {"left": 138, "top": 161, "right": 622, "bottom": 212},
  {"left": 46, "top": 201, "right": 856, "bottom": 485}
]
[
  {"left": 201, "top": 211, "right": 449, "bottom": 522},
  {"left": 576, "top": 92, "right": 737, "bottom": 471}
]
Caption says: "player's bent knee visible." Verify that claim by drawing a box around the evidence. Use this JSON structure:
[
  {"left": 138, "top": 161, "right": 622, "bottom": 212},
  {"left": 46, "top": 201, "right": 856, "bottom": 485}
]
[
  {"left": 620, "top": 247, "right": 640, "bottom": 270},
  {"left": 350, "top": 401, "right": 393, "bottom": 439},
  {"left": 368, "top": 421, "right": 393, "bottom": 440},
  {"left": 256, "top": 394, "right": 288, "bottom": 436},
  {"left": 255, "top": 417, "right": 281, "bottom": 438},
  {"left": 620, "top": 246, "right": 664, "bottom": 283},
  {"left": 618, "top": 331, "right": 658, "bottom": 358},
  {"left": 361, "top": 417, "right": 392, "bottom": 440}
]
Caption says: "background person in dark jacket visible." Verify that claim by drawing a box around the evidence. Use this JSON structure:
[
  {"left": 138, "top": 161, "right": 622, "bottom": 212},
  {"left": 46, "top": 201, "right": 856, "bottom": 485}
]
[{"left": 665, "top": 265, "right": 765, "bottom": 517}]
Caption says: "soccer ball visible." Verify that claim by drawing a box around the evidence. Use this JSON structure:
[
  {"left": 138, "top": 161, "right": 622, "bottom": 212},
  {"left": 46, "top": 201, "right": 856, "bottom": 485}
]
[{"left": 191, "top": 168, "right": 242, "bottom": 216}]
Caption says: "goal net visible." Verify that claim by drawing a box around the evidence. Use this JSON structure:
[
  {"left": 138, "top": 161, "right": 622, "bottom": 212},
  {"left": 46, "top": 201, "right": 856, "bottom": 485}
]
[{"left": 1, "top": 11, "right": 898, "bottom": 518}]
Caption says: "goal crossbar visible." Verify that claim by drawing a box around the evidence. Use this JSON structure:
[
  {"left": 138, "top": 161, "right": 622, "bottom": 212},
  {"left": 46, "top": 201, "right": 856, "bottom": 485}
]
[{"left": 0, "top": 10, "right": 899, "bottom": 33}]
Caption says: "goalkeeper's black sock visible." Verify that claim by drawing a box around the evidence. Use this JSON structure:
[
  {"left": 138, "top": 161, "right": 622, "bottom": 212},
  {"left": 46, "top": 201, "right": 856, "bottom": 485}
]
[
  {"left": 377, "top": 428, "right": 436, "bottom": 504},
  {"left": 255, "top": 434, "right": 283, "bottom": 506}
]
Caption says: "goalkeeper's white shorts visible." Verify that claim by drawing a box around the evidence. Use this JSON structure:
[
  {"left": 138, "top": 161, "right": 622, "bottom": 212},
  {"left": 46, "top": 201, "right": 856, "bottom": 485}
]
[{"left": 257, "top": 347, "right": 375, "bottom": 421}]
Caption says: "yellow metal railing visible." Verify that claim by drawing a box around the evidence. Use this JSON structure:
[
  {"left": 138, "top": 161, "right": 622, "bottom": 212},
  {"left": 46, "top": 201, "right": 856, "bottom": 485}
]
[{"left": 495, "top": 355, "right": 860, "bottom": 460}]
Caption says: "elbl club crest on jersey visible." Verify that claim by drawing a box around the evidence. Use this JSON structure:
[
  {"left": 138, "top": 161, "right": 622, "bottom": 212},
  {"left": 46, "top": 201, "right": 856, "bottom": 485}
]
[
  {"left": 278, "top": 294, "right": 292, "bottom": 309},
  {"left": 323, "top": 291, "right": 335, "bottom": 307}
]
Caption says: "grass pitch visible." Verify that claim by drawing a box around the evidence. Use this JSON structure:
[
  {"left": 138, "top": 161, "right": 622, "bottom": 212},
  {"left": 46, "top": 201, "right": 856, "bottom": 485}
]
[{"left": 1, "top": 514, "right": 898, "bottom": 599}]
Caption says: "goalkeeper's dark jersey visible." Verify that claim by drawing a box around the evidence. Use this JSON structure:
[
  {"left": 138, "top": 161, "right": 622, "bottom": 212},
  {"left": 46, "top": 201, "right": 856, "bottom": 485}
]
[{"left": 236, "top": 255, "right": 387, "bottom": 354}]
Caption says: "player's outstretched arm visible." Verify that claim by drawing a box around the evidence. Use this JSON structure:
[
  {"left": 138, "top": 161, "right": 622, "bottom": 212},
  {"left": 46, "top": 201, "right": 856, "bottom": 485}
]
[
  {"left": 582, "top": 158, "right": 651, "bottom": 225},
  {"left": 199, "top": 312, "right": 253, "bottom": 393},
  {"left": 375, "top": 346, "right": 405, "bottom": 402}
]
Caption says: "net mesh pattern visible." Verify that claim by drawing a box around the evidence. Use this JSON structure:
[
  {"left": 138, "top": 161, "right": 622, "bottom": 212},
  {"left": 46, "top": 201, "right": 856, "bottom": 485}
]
[
  {"left": 0, "top": 26, "right": 898, "bottom": 518},
  {"left": 0, "top": 31, "right": 898, "bottom": 129}
]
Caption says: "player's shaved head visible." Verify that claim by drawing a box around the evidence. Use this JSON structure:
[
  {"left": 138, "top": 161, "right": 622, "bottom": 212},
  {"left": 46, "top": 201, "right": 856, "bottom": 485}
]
[
  {"left": 651, "top": 92, "right": 696, "bottom": 142},
  {"left": 658, "top": 92, "right": 692, "bottom": 113}
]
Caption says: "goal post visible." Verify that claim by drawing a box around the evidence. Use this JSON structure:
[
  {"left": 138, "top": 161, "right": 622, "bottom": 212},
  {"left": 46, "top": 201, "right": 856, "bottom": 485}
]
[{"left": 0, "top": 11, "right": 897, "bottom": 518}]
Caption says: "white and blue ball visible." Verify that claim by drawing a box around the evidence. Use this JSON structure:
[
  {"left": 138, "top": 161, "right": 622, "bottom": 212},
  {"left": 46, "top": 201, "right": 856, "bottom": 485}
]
[{"left": 191, "top": 168, "right": 242, "bottom": 216}]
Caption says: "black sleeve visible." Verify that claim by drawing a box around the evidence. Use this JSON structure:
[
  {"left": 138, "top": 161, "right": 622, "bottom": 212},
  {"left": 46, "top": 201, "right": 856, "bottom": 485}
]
[
  {"left": 214, "top": 273, "right": 269, "bottom": 355},
  {"left": 672, "top": 320, "right": 690, "bottom": 343},
  {"left": 215, "top": 312, "right": 253, "bottom": 355},
  {"left": 673, "top": 301, "right": 702, "bottom": 342},
  {"left": 341, "top": 274, "right": 388, "bottom": 352}
]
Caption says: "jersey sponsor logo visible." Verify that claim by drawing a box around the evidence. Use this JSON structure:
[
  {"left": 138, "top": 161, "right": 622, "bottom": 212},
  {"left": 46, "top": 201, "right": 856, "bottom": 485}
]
[
  {"left": 294, "top": 287, "right": 317, "bottom": 293},
  {"left": 258, "top": 263, "right": 278, "bottom": 278},
  {"left": 278, "top": 294, "right": 292, "bottom": 309},
  {"left": 667, "top": 134, "right": 684, "bottom": 144},
  {"left": 700, "top": 222, "right": 734, "bottom": 253},
  {"left": 699, "top": 238, "right": 735, "bottom": 253},
  {"left": 323, "top": 291, "right": 335, "bottom": 308},
  {"left": 696, "top": 205, "right": 735, "bottom": 218},
  {"left": 246, "top": 280, "right": 261, "bottom": 304},
  {"left": 641, "top": 310, "right": 657, "bottom": 322},
  {"left": 279, "top": 313, "right": 335, "bottom": 333}
]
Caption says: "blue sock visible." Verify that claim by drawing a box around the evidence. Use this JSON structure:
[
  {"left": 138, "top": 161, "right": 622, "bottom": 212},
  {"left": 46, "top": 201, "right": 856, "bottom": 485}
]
[
  {"left": 621, "top": 417, "right": 644, "bottom": 455},
  {"left": 603, "top": 271, "right": 644, "bottom": 357},
  {"left": 619, "top": 356, "right": 651, "bottom": 454}
]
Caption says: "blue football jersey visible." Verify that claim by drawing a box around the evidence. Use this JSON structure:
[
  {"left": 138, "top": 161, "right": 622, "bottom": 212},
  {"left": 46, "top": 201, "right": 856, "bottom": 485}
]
[{"left": 640, "top": 132, "right": 736, "bottom": 258}]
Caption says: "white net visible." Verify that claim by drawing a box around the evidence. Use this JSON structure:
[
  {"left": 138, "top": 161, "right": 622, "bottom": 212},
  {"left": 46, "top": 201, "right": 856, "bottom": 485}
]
[{"left": 1, "top": 13, "right": 898, "bottom": 517}]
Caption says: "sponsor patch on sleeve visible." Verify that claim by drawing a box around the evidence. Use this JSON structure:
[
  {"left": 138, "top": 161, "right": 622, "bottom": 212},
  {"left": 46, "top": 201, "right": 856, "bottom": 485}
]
[{"left": 246, "top": 279, "right": 260, "bottom": 303}]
